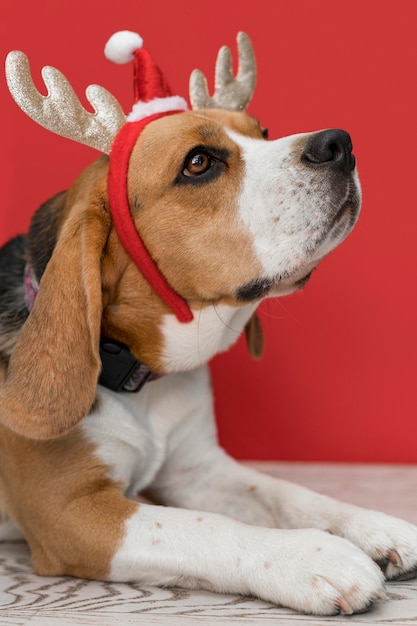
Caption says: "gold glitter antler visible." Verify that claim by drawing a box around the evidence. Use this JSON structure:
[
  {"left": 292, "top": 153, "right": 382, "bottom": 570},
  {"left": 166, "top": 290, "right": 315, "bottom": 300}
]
[
  {"left": 5, "top": 51, "right": 126, "bottom": 154},
  {"left": 189, "top": 32, "right": 256, "bottom": 112}
]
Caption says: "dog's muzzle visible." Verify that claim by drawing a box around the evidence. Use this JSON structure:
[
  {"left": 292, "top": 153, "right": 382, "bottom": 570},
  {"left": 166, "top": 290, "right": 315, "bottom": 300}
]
[{"left": 235, "top": 128, "right": 360, "bottom": 303}]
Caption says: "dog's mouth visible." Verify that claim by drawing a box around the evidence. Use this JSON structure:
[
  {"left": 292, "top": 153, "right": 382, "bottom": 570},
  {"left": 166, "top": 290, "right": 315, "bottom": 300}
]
[
  {"left": 322, "top": 196, "right": 359, "bottom": 246},
  {"left": 236, "top": 267, "right": 316, "bottom": 302},
  {"left": 294, "top": 270, "right": 314, "bottom": 287}
]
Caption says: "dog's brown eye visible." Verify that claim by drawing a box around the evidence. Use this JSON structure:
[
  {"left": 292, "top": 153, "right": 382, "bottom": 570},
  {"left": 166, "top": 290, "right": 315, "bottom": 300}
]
[
  {"left": 183, "top": 153, "right": 211, "bottom": 176},
  {"left": 177, "top": 146, "right": 229, "bottom": 186}
]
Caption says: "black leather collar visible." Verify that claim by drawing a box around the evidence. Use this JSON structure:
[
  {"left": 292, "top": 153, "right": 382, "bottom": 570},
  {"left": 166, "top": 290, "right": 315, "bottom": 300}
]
[{"left": 99, "top": 338, "right": 161, "bottom": 393}]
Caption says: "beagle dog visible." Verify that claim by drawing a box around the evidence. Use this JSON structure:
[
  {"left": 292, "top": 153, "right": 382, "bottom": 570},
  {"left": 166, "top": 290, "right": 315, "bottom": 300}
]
[{"left": 1, "top": 32, "right": 417, "bottom": 617}]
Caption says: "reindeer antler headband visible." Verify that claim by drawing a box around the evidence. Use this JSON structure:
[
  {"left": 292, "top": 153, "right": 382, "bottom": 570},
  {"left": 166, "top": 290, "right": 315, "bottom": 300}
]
[{"left": 5, "top": 30, "right": 256, "bottom": 323}]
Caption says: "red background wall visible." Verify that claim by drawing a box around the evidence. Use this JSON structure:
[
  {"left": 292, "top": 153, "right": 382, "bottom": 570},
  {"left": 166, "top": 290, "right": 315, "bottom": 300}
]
[{"left": 1, "top": 1, "right": 416, "bottom": 462}]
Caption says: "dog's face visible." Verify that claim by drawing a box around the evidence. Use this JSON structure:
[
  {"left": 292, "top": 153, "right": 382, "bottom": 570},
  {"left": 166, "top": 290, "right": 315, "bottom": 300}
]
[{"left": 123, "top": 109, "right": 360, "bottom": 306}]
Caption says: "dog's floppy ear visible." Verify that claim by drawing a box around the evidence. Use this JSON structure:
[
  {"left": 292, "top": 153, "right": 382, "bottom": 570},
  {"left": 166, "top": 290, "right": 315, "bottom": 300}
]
[
  {"left": 0, "top": 190, "right": 111, "bottom": 440},
  {"left": 244, "top": 311, "right": 264, "bottom": 360}
]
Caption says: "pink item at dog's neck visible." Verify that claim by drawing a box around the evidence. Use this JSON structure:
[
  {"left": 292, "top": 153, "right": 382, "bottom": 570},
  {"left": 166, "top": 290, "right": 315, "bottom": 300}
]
[
  {"left": 23, "top": 263, "right": 38, "bottom": 312},
  {"left": 107, "top": 113, "right": 194, "bottom": 324}
]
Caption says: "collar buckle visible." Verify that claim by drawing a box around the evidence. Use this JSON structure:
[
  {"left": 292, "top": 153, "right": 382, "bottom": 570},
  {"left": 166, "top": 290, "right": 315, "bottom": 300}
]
[{"left": 99, "top": 338, "right": 155, "bottom": 393}]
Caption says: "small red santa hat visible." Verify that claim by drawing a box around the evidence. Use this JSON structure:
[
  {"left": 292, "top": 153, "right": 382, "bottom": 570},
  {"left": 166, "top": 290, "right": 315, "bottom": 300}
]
[
  {"left": 105, "top": 30, "right": 188, "bottom": 121},
  {"left": 105, "top": 31, "right": 193, "bottom": 324}
]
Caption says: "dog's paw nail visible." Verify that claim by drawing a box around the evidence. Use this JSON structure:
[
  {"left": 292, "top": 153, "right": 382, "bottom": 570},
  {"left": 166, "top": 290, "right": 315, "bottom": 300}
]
[
  {"left": 387, "top": 549, "right": 403, "bottom": 568},
  {"left": 337, "top": 597, "right": 353, "bottom": 614},
  {"left": 376, "top": 587, "right": 387, "bottom": 601}
]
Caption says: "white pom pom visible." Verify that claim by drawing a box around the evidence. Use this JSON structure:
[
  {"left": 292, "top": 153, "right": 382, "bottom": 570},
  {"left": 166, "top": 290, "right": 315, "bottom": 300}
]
[{"left": 104, "top": 30, "right": 143, "bottom": 64}]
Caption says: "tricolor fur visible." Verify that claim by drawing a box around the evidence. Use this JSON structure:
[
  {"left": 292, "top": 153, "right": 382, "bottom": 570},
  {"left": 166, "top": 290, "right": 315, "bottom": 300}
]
[{"left": 0, "top": 109, "right": 417, "bottom": 616}]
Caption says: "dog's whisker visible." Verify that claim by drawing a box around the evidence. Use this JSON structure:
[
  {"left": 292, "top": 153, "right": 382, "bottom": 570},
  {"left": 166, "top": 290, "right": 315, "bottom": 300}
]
[
  {"left": 212, "top": 302, "right": 241, "bottom": 334},
  {"left": 272, "top": 298, "right": 305, "bottom": 328},
  {"left": 256, "top": 301, "right": 288, "bottom": 322}
]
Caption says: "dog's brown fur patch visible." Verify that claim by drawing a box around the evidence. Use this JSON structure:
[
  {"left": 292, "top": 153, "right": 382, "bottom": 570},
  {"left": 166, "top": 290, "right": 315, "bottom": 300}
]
[{"left": 0, "top": 423, "right": 137, "bottom": 579}]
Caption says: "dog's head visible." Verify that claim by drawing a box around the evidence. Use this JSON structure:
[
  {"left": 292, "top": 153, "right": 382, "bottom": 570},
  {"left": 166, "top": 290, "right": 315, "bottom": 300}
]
[{"left": 1, "top": 33, "right": 360, "bottom": 439}]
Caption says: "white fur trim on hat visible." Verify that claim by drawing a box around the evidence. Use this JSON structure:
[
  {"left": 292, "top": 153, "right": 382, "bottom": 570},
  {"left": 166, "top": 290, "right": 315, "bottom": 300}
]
[
  {"left": 105, "top": 31, "right": 143, "bottom": 64},
  {"left": 127, "top": 96, "right": 188, "bottom": 122}
]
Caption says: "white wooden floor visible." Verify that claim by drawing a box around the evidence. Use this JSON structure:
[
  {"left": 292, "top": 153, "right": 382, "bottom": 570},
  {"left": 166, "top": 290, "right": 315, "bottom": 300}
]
[{"left": 1, "top": 462, "right": 417, "bottom": 625}]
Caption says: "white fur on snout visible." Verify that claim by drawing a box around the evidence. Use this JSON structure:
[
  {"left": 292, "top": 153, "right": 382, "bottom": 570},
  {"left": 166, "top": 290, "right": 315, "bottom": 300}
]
[{"left": 228, "top": 130, "right": 361, "bottom": 283}]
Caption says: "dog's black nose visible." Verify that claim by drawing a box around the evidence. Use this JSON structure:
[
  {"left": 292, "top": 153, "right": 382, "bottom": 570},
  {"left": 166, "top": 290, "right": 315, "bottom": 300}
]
[{"left": 302, "top": 129, "right": 355, "bottom": 174}]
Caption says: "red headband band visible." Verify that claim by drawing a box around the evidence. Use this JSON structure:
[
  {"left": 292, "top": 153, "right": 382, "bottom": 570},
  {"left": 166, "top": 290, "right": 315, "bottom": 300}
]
[{"left": 107, "top": 113, "right": 194, "bottom": 324}]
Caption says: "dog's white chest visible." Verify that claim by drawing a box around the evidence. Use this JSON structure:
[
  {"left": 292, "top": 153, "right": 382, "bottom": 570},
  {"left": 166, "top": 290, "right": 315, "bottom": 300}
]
[{"left": 81, "top": 367, "right": 215, "bottom": 497}]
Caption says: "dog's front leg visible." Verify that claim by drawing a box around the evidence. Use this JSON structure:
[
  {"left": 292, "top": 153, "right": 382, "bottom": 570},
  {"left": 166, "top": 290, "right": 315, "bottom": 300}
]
[
  {"left": 148, "top": 376, "right": 417, "bottom": 583},
  {"left": 111, "top": 500, "right": 384, "bottom": 615},
  {"left": 153, "top": 449, "right": 417, "bottom": 581}
]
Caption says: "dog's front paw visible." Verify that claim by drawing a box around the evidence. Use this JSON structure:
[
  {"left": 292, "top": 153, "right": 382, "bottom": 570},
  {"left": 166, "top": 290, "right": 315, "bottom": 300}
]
[
  {"left": 338, "top": 509, "right": 417, "bottom": 581},
  {"left": 244, "top": 528, "right": 385, "bottom": 615}
]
